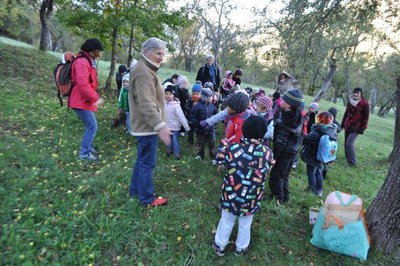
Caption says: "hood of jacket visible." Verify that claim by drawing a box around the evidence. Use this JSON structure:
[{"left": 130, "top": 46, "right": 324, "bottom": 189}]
[
  {"left": 312, "top": 123, "right": 338, "bottom": 140},
  {"left": 225, "top": 70, "right": 232, "bottom": 78}
]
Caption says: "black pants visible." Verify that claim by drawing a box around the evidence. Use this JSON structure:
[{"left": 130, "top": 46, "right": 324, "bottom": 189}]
[
  {"left": 197, "top": 133, "right": 215, "bottom": 159},
  {"left": 188, "top": 123, "right": 195, "bottom": 145},
  {"left": 269, "top": 152, "right": 296, "bottom": 202}
]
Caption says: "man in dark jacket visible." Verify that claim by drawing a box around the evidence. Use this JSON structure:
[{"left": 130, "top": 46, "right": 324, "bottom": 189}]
[
  {"left": 195, "top": 55, "right": 221, "bottom": 92},
  {"left": 269, "top": 89, "right": 304, "bottom": 205}
]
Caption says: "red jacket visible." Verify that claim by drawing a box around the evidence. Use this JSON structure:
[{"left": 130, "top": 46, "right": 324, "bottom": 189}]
[
  {"left": 69, "top": 52, "right": 99, "bottom": 111},
  {"left": 341, "top": 98, "right": 369, "bottom": 133}
]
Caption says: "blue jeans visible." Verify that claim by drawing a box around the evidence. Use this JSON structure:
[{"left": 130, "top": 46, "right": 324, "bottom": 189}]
[
  {"left": 167, "top": 131, "right": 180, "bottom": 157},
  {"left": 130, "top": 135, "right": 158, "bottom": 205},
  {"left": 306, "top": 164, "right": 323, "bottom": 194},
  {"left": 73, "top": 109, "right": 97, "bottom": 156},
  {"left": 125, "top": 111, "right": 131, "bottom": 134}
]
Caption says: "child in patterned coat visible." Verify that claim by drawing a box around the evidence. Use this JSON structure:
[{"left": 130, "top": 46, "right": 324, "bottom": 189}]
[{"left": 212, "top": 115, "right": 274, "bottom": 256}]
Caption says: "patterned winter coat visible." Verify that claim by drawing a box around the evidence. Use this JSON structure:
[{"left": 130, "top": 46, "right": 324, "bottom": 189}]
[
  {"left": 216, "top": 138, "right": 274, "bottom": 216},
  {"left": 341, "top": 98, "right": 369, "bottom": 134}
]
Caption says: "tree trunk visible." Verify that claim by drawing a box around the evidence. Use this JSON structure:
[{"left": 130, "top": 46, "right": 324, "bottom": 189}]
[
  {"left": 313, "top": 63, "right": 338, "bottom": 102},
  {"left": 105, "top": 26, "right": 118, "bottom": 91},
  {"left": 345, "top": 65, "right": 351, "bottom": 99},
  {"left": 378, "top": 93, "right": 397, "bottom": 118},
  {"left": 39, "top": 0, "right": 53, "bottom": 51},
  {"left": 366, "top": 88, "right": 400, "bottom": 260},
  {"left": 127, "top": 21, "right": 134, "bottom": 67},
  {"left": 394, "top": 78, "right": 400, "bottom": 148},
  {"left": 369, "top": 85, "right": 378, "bottom": 114},
  {"left": 185, "top": 57, "right": 193, "bottom": 72},
  {"left": 389, "top": 77, "right": 400, "bottom": 161}
]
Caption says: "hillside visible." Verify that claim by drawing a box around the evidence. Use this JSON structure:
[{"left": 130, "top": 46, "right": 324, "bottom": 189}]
[{"left": 0, "top": 38, "right": 396, "bottom": 265}]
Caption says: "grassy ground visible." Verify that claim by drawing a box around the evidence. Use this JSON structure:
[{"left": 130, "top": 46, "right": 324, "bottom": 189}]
[{"left": 0, "top": 38, "right": 396, "bottom": 265}]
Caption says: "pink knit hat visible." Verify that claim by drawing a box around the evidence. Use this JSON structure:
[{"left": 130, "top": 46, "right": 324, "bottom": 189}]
[{"left": 257, "top": 96, "right": 273, "bottom": 111}]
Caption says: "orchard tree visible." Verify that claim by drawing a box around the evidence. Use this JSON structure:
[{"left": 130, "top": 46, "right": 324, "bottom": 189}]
[
  {"left": 193, "top": 0, "right": 235, "bottom": 64},
  {"left": 39, "top": 0, "right": 53, "bottom": 51},
  {"left": 57, "top": 0, "right": 187, "bottom": 91}
]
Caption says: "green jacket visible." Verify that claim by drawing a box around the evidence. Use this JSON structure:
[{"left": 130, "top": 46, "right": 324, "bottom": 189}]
[{"left": 118, "top": 87, "right": 129, "bottom": 112}]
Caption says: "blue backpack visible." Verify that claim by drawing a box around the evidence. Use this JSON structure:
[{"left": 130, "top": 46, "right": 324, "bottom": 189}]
[{"left": 317, "top": 135, "right": 338, "bottom": 163}]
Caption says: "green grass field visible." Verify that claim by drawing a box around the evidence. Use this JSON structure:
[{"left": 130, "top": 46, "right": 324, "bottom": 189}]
[{"left": 0, "top": 37, "right": 396, "bottom": 265}]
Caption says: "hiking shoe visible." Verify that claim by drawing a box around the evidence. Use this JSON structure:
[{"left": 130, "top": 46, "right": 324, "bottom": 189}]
[
  {"left": 317, "top": 191, "right": 323, "bottom": 197},
  {"left": 195, "top": 155, "right": 203, "bottom": 160},
  {"left": 149, "top": 197, "right": 168, "bottom": 207},
  {"left": 211, "top": 242, "right": 225, "bottom": 257},
  {"left": 79, "top": 152, "right": 97, "bottom": 161},
  {"left": 235, "top": 246, "right": 250, "bottom": 256}
]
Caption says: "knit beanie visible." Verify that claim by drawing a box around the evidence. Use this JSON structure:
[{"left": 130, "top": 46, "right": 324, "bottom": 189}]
[
  {"left": 328, "top": 107, "right": 337, "bottom": 118},
  {"left": 272, "top": 91, "right": 280, "bottom": 101},
  {"left": 282, "top": 89, "right": 304, "bottom": 109},
  {"left": 163, "top": 82, "right": 173, "bottom": 89},
  {"left": 81, "top": 38, "right": 104, "bottom": 52},
  {"left": 316, "top": 111, "right": 333, "bottom": 125},
  {"left": 177, "top": 75, "right": 188, "bottom": 88},
  {"left": 201, "top": 88, "right": 213, "bottom": 101},
  {"left": 122, "top": 73, "right": 129, "bottom": 82},
  {"left": 192, "top": 84, "right": 202, "bottom": 93},
  {"left": 204, "top": 82, "right": 214, "bottom": 90},
  {"left": 226, "top": 92, "right": 249, "bottom": 113},
  {"left": 257, "top": 96, "right": 273, "bottom": 111},
  {"left": 165, "top": 85, "right": 176, "bottom": 95},
  {"left": 245, "top": 87, "right": 253, "bottom": 95},
  {"left": 309, "top": 102, "right": 319, "bottom": 111},
  {"left": 242, "top": 115, "right": 267, "bottom": 140}
]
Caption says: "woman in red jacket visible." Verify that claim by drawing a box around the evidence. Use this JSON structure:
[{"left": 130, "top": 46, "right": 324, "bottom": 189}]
[
  {"left": 341, "top": 87, "right": 369, "bottom": 166},
  {"left": 69, "top": 38, "right": 104, "bottom": 161}
]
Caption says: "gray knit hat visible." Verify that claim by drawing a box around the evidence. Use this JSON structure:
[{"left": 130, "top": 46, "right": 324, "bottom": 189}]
[
  {"left": 282, "top": 89, "right": 304, "bottom": 109},
  {"left": 226, "top": 92, "right": 249, "bottom": 113},
  {"left": 201, "top": 88, "right": 213, "bottom": 101}
]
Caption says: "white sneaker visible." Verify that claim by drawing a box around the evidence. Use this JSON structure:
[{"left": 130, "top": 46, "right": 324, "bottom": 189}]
[{"left": 195, "top": 155, "right": 202, "bottom": 160}]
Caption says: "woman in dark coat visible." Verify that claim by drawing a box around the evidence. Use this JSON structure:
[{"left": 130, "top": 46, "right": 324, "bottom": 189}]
[
  {"left": 195, "top": 55, "right": 221, "bottom": 92},
  {"left": 341, "top": 87, "right": 369, "bottom": 166}
]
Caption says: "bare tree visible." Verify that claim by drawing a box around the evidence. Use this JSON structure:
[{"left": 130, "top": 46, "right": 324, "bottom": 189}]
[
  {"left": 172, "top": 19, "right": 208, "bottom": 72},
  {"left": 39, "top": 0, "right": 53, "bottom": 51},
  {"left": 194, "top": 0, "right": 234, "bottom": 64}
]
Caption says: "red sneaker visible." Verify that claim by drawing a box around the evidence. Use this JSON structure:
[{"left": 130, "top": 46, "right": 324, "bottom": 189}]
[{"left": 150, "top": 197, "right": 168, "bottom": 206}]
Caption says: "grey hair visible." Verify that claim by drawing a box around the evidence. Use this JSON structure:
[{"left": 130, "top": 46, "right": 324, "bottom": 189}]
[
  {"left": 141, "top": 37, "right": 167, "bottom": 55},
  {"left": 206, "top": 54, "right": 214, "bottom": 61}
]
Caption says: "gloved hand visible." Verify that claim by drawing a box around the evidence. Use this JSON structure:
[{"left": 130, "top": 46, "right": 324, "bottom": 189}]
[{"left": 200, "top": 120, "right": 209, "bottom": 129}]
